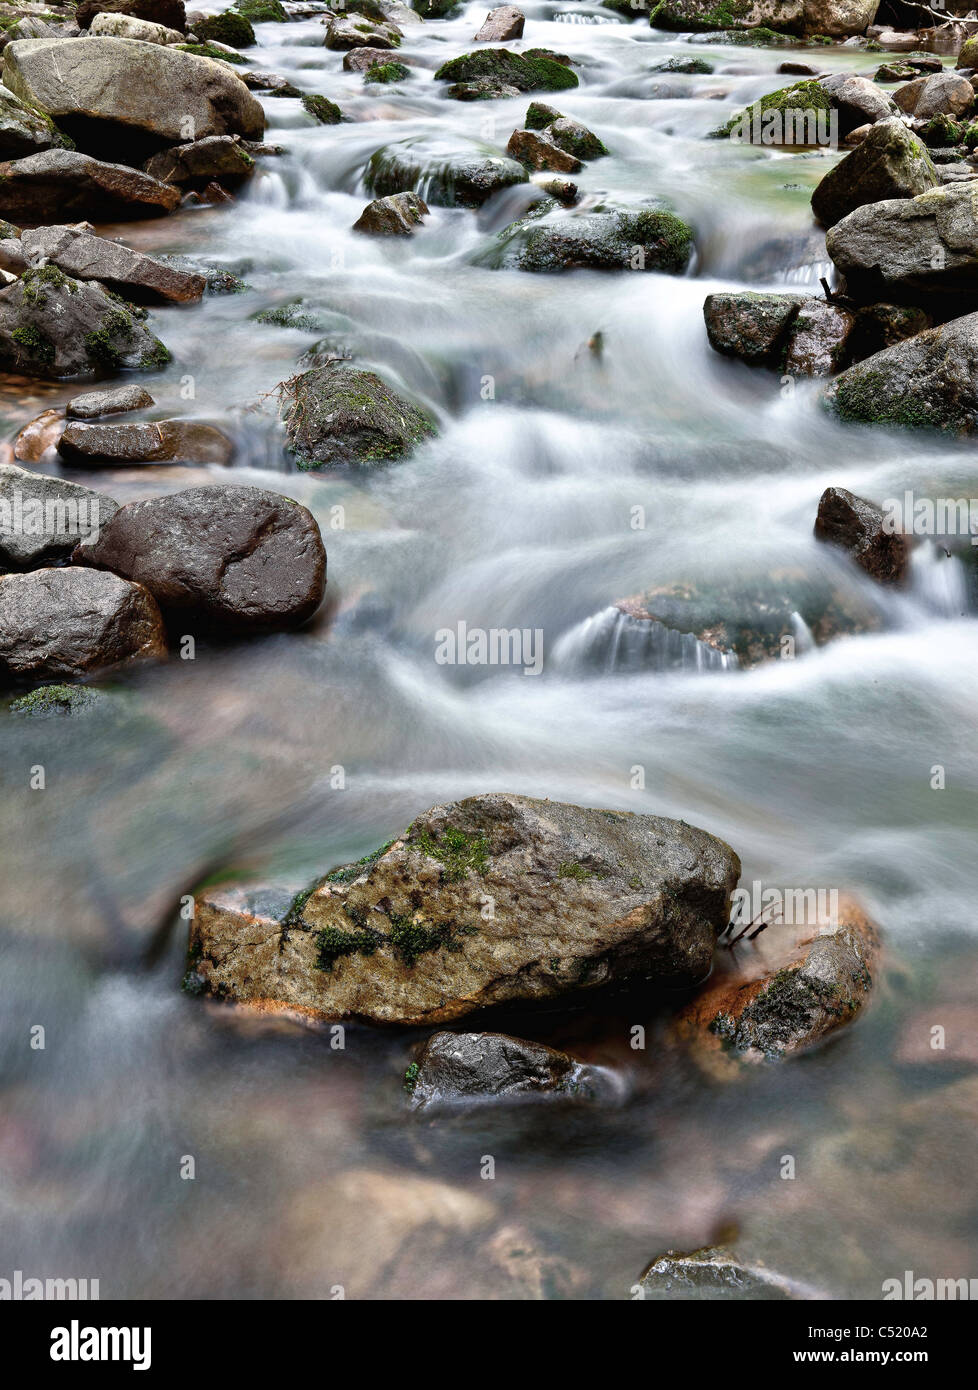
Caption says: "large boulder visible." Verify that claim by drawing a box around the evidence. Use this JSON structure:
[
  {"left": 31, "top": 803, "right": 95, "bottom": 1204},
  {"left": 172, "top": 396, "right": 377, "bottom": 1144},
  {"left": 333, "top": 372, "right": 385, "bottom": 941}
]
[
  {"left": 406, "top": 1031, "right": 610, "bottom": 1109},
  {"left": 703, "top": 291, "right": 855, "bottom": 375},
  {"left": 322, "top": 12, "right": 402, "bottom": 49},
  {"left": 0, "top": 463, "right": 117, "bottom": 570},
  {"left": 672, "top": 898, "right": 880, "bottom": 1067},
  {"left": 73, "top": 485, "right": 326, "bottom": 630},
  {"left": 487, "top": 204, "right": 694, "bottom": 274},
  {"left": 2, "top": 38, "right": 264, "bottom": 160},
  {"left": 21, "top": 225, "right": 205, "bottom": 303},
  {"left": 649, "top": 0, "right": 878, "bottom": 35},
  {"left": 0, "top": 566, "right": 166, "bottom": 679},
  {"left": 280, "top": 363, "right": 436, "bottom": 469},
  {"left": 825, "top": 183, "right": 978, "bottom": 304},
  {"left": 186, "top": 794, "right": 741, "bottom": 1026},
  {"left": 824, "top": 311, "right": 978, "bottom": 433},
  {"left": 814, "top": 486, "right": 911, "bottom": 583},
  {"left": 0, "top": 150, "right": 181, "bottom": 222},
  {"left": 811, "top": 118, "right": 938, "bottom": 229},
  {"left": 434, "top": 49, "right": 578, "bottom": 101},
  {"left": 0, "top": 267, "right": 170, "bottom": 379},
  {"left": 0, "top": 84, "right": 73, "bottom": 160},
  {"left": 817, "top": 72, "right": 898, "bottom": 133},
  {"left": 89, "top": 12, "right": 185, "bottom": 42},
  {"left": 897, "top": 70, "right": 974, "bottom": 120},
  {"left": 364, "top": 137, "right": 528, "bottom": 208}
]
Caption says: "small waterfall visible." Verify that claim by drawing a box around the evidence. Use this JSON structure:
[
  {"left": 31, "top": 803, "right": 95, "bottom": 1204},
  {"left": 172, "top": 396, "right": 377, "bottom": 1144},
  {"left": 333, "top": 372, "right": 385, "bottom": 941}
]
[
  {"left": 908, "top": 542, "right": 970, "bottom": 619},
  {"left": 551, "top": 606, "right": 738, "bottom": 675},
  {"left": 790, "top": 611, "right": 816, "bottom": 655}
]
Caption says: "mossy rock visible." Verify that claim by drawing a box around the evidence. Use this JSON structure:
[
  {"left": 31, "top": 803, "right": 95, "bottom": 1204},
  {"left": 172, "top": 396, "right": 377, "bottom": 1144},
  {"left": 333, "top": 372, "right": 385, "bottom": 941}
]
[
  {"left": 485, "top": 203, "right": 693, "bottom": 275},
  {"left": 234, "top": 0, "right": 287, "bottom": 20},
  {"left": 192, "top": 12, "right": 256, "bottom": 47},
  {"left": 365, "top": 61, "right": 410, "bottom": 84},
  {"left": 712, "top": 79, "right": 832, "bottom": 140},
  {"left": 302, "top": 93, "right": 342, "bottom": 124},
  {"left": 434, "top": 48, "right": 579, "bottom": 98},
  {"left": 281, "top": 362, "right": 437, "bottom": 469},
  {"left": 8, "top": 683, "right": 103, "bottom": 717}
]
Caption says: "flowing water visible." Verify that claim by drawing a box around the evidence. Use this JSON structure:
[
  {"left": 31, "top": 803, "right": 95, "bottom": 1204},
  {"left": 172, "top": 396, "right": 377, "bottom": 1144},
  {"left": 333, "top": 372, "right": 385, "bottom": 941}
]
[{"left": 1, "top": 8, "right": 977, "bottom": 1300}]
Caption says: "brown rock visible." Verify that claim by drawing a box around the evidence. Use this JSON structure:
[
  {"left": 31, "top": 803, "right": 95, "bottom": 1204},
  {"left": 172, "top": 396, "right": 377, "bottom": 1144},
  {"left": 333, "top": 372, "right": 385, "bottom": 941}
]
[
  {"left": 21, "top": 224, "right": 205, "bottom": 303},
  {"left": 0, "top": 150, "right": 180, "bottom": 222},
  {"left": 58, "top": 419, "right": 232, "bottom": 467},
  {"left": 814, "top": 485, "right": 911, "bottom": 584},
  {"left": 506, "top": 128, "right": 581, "bottom": 174},
  {"left": 352, "top": 191, "right": 428, "bottom": 236},
  {"left": 474, "top": 6, "right": 525, "bottom": 41}
]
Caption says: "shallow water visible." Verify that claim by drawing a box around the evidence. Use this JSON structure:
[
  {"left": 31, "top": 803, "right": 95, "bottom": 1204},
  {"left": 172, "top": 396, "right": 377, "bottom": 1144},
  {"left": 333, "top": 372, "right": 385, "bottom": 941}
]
[{"left": 1, "top": 8, "right": 977, "bottom": 1300}]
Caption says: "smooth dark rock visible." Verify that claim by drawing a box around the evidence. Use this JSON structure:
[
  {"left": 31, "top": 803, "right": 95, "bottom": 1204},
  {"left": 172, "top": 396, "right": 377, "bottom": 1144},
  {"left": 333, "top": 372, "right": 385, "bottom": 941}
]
[
  {"left": 0, "top": 462, "right": 117, "bottom": 569},
  {"left": 811, "top": 118, "right": 938, "bottom": 229},
  {"left": 407, "top": 1031, "right": 605, "bottom": 1109},
  {"left": 66, "top": 385, "right": 155, "bottom": 419},
  {"left": 814, "top": 486, "right": 911, "bottom": 583},
  {"left": 143, "top": 135, "right": 256, "bottom": 188},
  {"left": 0, "top": 566, "right": 166, "bottom": 678},
  {"left": 0, "top": 150, "right": 181, "bottom": 222},
  {"left": 73, "top": 484, "right": 327, "bottom": 629}
]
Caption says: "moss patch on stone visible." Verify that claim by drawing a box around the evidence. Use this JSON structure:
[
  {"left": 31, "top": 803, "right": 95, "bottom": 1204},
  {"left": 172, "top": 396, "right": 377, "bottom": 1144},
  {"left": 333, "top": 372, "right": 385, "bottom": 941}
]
[
  {"left": 434, "top": 48, "right": 579, "bottom": 94},
  {"left": 193, "top": 12, "right": 256, "bottom": 46},
  {"left": 411, "top": 825, "right": 490, "bottom": 881},
  {"left": 301, "top": 93, "right": 342, "bottom": 124}
]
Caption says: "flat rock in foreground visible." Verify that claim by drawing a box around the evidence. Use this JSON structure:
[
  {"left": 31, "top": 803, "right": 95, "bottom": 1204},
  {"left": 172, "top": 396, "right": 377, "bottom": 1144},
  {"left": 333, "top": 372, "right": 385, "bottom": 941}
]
[
  {"left": 0, "top": 150, "right": 181, "bottom": 222},
  {"left": 188, "top": 794, "right": 741, "bottom": 1026},
  {"left": 21, "top": 224, "right": 205, "bottom": 303}
]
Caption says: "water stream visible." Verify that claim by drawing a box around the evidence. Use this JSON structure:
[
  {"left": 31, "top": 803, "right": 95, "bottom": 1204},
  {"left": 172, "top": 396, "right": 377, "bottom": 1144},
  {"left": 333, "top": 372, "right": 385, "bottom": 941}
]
[{"left": 1, "top": 7, "right": 976, "bottom": 1299}]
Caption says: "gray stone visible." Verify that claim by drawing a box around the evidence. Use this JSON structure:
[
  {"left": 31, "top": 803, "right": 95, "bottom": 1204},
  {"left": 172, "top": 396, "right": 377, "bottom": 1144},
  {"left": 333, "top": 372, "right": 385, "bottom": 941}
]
[
  {"left": 281, "top": 363, "right": 436, "bottom": 469},
  {"left": 89, "top": 11, "right": 184, "bottom": 41},
  {"left": 21, "top": 225, "right": 205, "bottom": 304},
  {"left": 811, "top": 118, "right": 938, "bottom": 229},
  {"left": 474, "top": 6, "right": 524, "bottom": 41},
  {"left": 489, "top": 204, "right": 694, "bottom": 274},
  {"left": 322, "top": 11, "right": 401, "bottom": 49},
  {"left": 0, "top": 566, "right": 166, "bottom": 678},
  {"left": 73, "top": 484, "right": 327, "bottom": 629},
  {"left": 365, "top": 136, "right": 528, "bottom": 208},
  {"left": 814, "top": 486, "right": 911, "bottom": 583},
  {"left": 0, "top": 83, "right": 72, "bottom": 160},
  {"left": 407, "top": 1031, "right": 607, "bottom": 1109},
  {"left": 66, "top": 385, "right": 155, "bottom": 419},
  {"left": 639, "top": 1247, "right": 796, "bottom": 1301},
  {"left": 352, "top": 191, "right": 429, "bottom": 236},
  {"left": 57, "top": 419, "right": 233, "bottom": 466},
  {"left": 506, "top": 128, "right": 581, "bottom": 174},
  {"left": 143, "top": 135, "right": 255, "bottom": 188},
  {"left": 0, "top": 463, "right": 117, "bottom": 569}
]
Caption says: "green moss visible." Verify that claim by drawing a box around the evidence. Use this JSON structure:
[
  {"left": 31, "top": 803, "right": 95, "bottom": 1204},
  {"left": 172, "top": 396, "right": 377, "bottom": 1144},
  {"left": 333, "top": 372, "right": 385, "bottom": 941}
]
[
  {"left": 964, "top": 122, "right": 978, "bottom": 150},
  {"left": 301, "top": 93, "right": 342, "bottom": 124},
  {"left": 177, "top": 42, "right": 247, "bottom": 64},
  {"left": 325, "top": 838, "right": 396, "bottom": 883},
  {"left": 193, "top": 12, "right": 256, "bottom": 46},
  {"left": 139, "top": 338, "right": 172, "bottom": 370},
  {"left": 9, "top": 684, "right": 99, "bottom": 716},
  {"left": 11, "top": 323, "right": 54, "bottom": 364},
  {"left": 434, "top": 48, "right": 578, "bottom": 94},
  {"left": 365, "top": 61, "right": 410, "bottom": 84},
  {"left": 234, "top": 0, "right": 286, "bottom": 19},
  {"left": 20, "top": 263, "right": 75, "bottom": 307},
  {"left": 649, "top": 0, "right": 753, "bottom": 32},
  {"left": 619, "top": 208, "right": 694, "bottom": 272},
  {"left": 411, "top": 825, "right": 489, "bottom": 881},
  {"left": 254, "top": 301, "right": 321, "bottom": 331},
  {"left": 314, "top": 922, "right": 382, "bottom": 971},
  {"left": 921, "top": 114, "right": 964, "bottom": 148},
  {"left": 387, "top": 910, "right": 474, "bottom": 967},
  {"left": 830, "top": 368, "right": 950, "bottom": 432},
  {"left": 403, "top": 1061, "right": 420, "bottom": 1093},
  {"left": 712, "top": 78, "right": 832, "bottom": 139},
  {"left": 558, "top": 861, "right": 604, "bottom": 882},
  {"left": 84, "top": 309, "right": 135, "bottom": 368}
]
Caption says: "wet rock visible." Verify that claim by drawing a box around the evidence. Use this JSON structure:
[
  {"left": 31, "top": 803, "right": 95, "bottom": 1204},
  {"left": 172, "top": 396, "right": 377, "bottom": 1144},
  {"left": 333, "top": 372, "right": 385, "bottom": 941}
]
[
  {"left": 0, "top": 82, "right": 72, "bottom": 159},
  {"left": 143, "top": 135, "right": 255, "bottom": 188},
  {"left": 241, "top": 69, "right": 301, "bottom": 94},
  {"left": 704, "top": 290, "right": 813, "bottom": 368},
  {"left": 782, "top": 298, "right": 856, "bottom": 376},
  {"left": 2, "top": 37, "right": 264, "bottom": 160},
  {"left": 365, "top": 136, "right": 528, "bottom": 208},
  {"left": 673, "top": 897, "right": 881, "bottom": 1065},
  {"left": 536, "top": 175, "right": 578, "bottom": 205},
  {"left": 406, "top": 1031, "right": 608, "bottom": 1109},
  {"left": 811, "top": 118, "right": 937, "bottom": 229},
  {"left": 76, "top": 0, "right": 187, "bottom": 30},
  {"left": 0, "top": 462, "right": 117, "bottom": 569},
  {"left": 343, "top": 45, "right": 398, "bottom": 73},
  {"left": 826, "top": 184, "right": 978, "bottom": 305},
  {"left": 73, "top": 484, "right": 326, "bottom": 630},
  {"left": 874, "top": 62, "right": 915, "bottom": 83},
  {"left": 234, "top": 0, "right": 287, "bottom": 20},
  {"left": 352, "top": 191, "right": 429, "bottom": 235},
  {"left": 648, "top": 0, "right": 804, "bottom": 29},
  {"left": 13, "top": 407, "right": 65, "bottom": 464},
  {"left": 474, "top": 5, "right": 524, "bottom": 41},
  {"left": 0, "top": 267, "right": 170, "bottom": 380},
  {"left": 610, "top": 571, "right": 881, "bottom": 669},
  {"left": 0, "top": 150, "right": 181, "bottom": 222},
  {"left": 520, "top": 103, "right": 608, "bottom": 160},
  {"left": 8, "top": 683, "right": 106, "bottom": 716},
  {"left": 825, "top": 311, "right": 978, "bottom": 432},
  {"left": 0, "top": 236, "right": 27, "bottom": 275},
  {"left": 322, "top": 11, "right": 401, "bottom": 49},
  {"left": 844, "top": 301, "right": 930, "bottom": 360},
  {"left": 192, "top": 11, "right": 255, "bottom": 46},
  {"left": 506, "top": 128, "right": 581, "bottom": 175},
  {"left": 57, "top": 419, "right": 233, "bottom": 467},
  {"left": 818, "top": 72, "right": 898, "bottom": 133},
  {"left": 300, "top": 93, "right": 342, "bottom": 124},
  {"left": 814, "top": 486, "right": 911, "bottom": 584},
  {"left": 89, "top": 11, "right": 184, "bottom": 41},
  {"left": 21, "top": 225, "right": 205, "bottom": 304},
  {"left": 0, "top": 566, "right": 166, "bottom": 679},
  {"left": 434, "top": 48, "right": 578, "bottom": 101},
  {"left": 638, "top": 1247, "right": 797, "bottom": 1300},
  {"left": 712, "top": 79, "right": 835, "bottom": 145},
  {"left": 66, "top": 384, "right": 155, "bottom": 419},
  {"left": 362, "top": 61, "right": 409, "bottom": 85},
  {"left": 187, "top": 793, "right": 741, "bottom": 1025},
  {"left": 654, "top": 56, "right": 714, "bottom": 74},
  {"left": 280, "top": 362, "right": 436, "bottom": 468},
  {"left": 490, "top": 204, "right": 694, "bottom": 274},
  {"left": 901, "top": 70, "right": 974, "bottom": 120}
]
